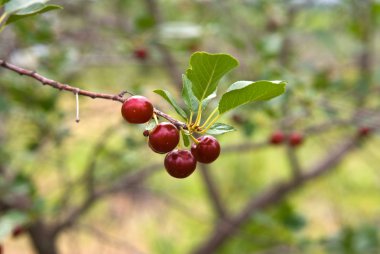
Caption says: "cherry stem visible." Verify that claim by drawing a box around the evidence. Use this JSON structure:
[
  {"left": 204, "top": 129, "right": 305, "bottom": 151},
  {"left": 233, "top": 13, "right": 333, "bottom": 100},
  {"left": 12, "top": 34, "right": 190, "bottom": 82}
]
[
  {"left": 199, "top": 108, "right": 219, "bottom": 129},
  {"left": 190, "top": 134, "right": 199, "bottom": 144},
  {"left": 200, "top": 115, "right": 220, "bottom": 134},
  {"left": 194, "top": 103, "right": 203, "bottom": 127}
]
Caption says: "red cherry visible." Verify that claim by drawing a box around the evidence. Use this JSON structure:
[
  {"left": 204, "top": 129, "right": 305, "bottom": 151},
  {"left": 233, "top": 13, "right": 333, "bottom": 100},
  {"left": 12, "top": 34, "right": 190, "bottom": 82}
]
[
  {"left": 289, "top": 132, "right": 303, "bottom": 147},
  {"left": 121, "top": 96, "right": 153, "bottom": 124},
  {"left": 358, "top": 126, "right": 371, "bottom": 137},
  {"left": 269, "top": 131, "right": 285, "bottom": 145},
  {"left": 12, "top": 226, "right": 24, "bottom": 238},
  {"left": 191, "top": 135, "right": 221, "bottom": 164},
  {"left": 133, "top": 48, "right": 148, "bottom": 60},
  {"left": 164, "top": 150, "right": 197, "bottom": 178},
  {"left": 0, "top": 244, "right": 2, "bottom": 254},
  {"left": 149, "top": 122, "right": 180, "bottom": 153},
  {"left": 143, "top": 130, "right": 150, "bottom": 137}
]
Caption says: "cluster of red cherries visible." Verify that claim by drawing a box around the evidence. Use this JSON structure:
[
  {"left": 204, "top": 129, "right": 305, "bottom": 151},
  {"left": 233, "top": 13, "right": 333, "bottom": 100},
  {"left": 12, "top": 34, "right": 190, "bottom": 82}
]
[
  {"left": 121, "top": 95, "right": 220, "bottom": 179},
  {"left": 269, "top": 130, "right": 304, "bottom": 147}
]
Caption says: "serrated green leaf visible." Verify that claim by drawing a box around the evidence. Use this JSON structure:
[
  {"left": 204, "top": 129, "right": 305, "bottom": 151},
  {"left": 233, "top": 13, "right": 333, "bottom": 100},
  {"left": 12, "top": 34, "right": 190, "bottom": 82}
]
[
  {"left": 218, "top": 80, "right": 286, "bottom": 114},
  {"left": 154, "top": 89, "right": 187, "bottom": 120},
  {"left": 6, "top": 4, "right": 62, "bottom": 25},
  {"left": 205, "top": 123, "right": 235, "bottom": 135},
  {"left": 180, "top": 130, "right": 190, "bottom": 147},
  {"left": 186, "top": 52, "right": 238, "bottom": 101}
]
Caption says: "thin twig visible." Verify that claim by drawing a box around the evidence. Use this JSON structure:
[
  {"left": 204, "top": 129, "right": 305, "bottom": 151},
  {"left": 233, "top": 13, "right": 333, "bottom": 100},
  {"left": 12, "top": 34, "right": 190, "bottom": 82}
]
[{"left": 0, "top": 59, "right": 187, "bottom": 129}]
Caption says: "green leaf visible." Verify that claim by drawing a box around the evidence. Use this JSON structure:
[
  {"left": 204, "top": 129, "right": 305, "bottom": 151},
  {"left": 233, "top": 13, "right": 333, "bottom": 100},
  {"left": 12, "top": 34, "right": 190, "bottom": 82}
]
[
  {"left": 6, "top": 4, "right": 62, "bottom": 25},
  {"left": 218, "top": 80, "right": 286, "bottom": 114},
  {"left": 5, "top": 0, "right": 48, "bottom": 13},
  {"left": 0, "top": 0, "right": 11, "bottom": 6},
  {"left": 182, "top": 74, "right": 199, "bottom": 113},
  {"left": 154, "top": 89, "right": 187, "bottom": 120},
  {"left": 205, "top": 123, "right": 235, "bottom": 135},
  {"left": 180, "top": 130, "right": 190, "bottom": 147},
  {"left": 182, "top": 74, "right": 217, "bottom": 115},
  {"left": 186, "top": 52, "right": 239, "bottom": 101}
]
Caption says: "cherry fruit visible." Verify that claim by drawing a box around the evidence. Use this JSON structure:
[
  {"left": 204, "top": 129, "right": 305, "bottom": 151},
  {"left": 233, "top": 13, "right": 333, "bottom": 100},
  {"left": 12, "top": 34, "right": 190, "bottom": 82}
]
[
  {"left": 289, "top": 132, "right": 303, "bottom": 147},
  {"left": 133, "top": 48, "right": 148, "bottom": 60},
  {"left": 121, "top": 96, "right": 153, "bottom": 124},
  {"left": 358, "top": 126, "right": 372, "bottom": 137},
  {"left": 269, "top": 131, "right": 285, "bottom": 145},
  {"left": 164, "top": 150, "right": 197, "bottom": 178},
  {"left": 12, "top": 226, "right": 24, "bottom": 238},
  {"left": 143, "top": 130, "right": 150, "bottom": 137},
  {"left": 149, "top": 122, "right": 180, "bottom": 153},
  {"left": 191, "top": 135, "right": 221, "bottom": 164}
]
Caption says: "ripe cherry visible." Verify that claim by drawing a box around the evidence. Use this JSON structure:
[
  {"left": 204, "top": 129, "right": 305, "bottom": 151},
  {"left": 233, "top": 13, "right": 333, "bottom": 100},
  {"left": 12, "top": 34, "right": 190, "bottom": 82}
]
[
  {"left": 164, "top": 150, "right": 197, "bottom": 178},
  {"left": 121, "top": 96, "right": 153, "bottom": 124},
  {"left": 269, "top": 131, "right": 285, "bottom": 145},
  {"left": 12, "top": 226, "right": 24, "bottom": 238},
  {"left": 289, "top": 132, "right": 303, "bottom": 147},
  {"left": 149, "top": 122, "right": 180, "bottom": 153},
  {"left": 191, "top": 135, "right": 221, "bottom": 164},
  {"left": 143, "top": 130, "right": 150, "bottom": 137},
  {"left": 358, "top": 126, "right": 372, "bottom": 137},
  {"left": 133, "top": 48, "right": 148, "bottom": 60}
]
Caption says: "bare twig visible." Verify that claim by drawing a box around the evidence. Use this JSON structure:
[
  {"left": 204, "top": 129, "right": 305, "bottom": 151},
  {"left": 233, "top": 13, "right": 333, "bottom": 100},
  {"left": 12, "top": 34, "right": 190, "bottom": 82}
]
[
  {"left": 191, "top": 135, "right": 360, "bottom": 254},
  {"left": 0, "top": 59, "right": 187, "bottom": 129},
  {"left": 52, "top": 163, "right": 162, "bottom": 235},
  {"left": 198, "top": 164, "right": 229, "bottom": 221}
]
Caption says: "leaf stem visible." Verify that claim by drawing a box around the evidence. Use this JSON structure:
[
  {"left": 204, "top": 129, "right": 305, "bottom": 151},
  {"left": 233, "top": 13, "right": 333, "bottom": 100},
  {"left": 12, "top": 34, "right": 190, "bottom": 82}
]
[
  {"left": 199, "top": 108, "right": 219, "bottom": 129},
  {"left": 194, "top": 103, "right": 203, "bottom": 127},
  {"left": 200, "top": 115, "right": 220, "bottom": 134}
]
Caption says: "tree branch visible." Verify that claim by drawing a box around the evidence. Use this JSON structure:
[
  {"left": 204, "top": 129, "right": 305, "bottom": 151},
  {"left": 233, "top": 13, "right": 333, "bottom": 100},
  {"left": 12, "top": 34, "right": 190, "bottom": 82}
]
[
  {"left": 198, "top": 164, "right": 229, "bottom": 221},
  {"left": 52, "top": 163, "right": 162, "bottom": 235},
  {"left": 0, "top": 59, "right": 187, "bottom": 129},
  {"left": 191, "top": 135, "right": 360, "bottom": 254}
]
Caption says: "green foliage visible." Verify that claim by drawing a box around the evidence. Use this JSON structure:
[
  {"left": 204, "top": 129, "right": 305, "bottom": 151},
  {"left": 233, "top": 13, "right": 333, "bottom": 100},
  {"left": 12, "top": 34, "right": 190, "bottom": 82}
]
[
  {"left": 1, "top": 0, "right": 62, "bottom": 29},
  {"left": 186, "top": 52, "right": 239, "bottom": 101},
  {"left": 205, "top": 123, "right": 235, "bottom": 135},
  {"left": 154, "top": 89, "right": 188, "bottom": 120},
  {"left": 6, "top": 4, "right": 62, "bottom": 25},
  {"left": 218, "top": 80, "right": 286, "bottom": 114}
]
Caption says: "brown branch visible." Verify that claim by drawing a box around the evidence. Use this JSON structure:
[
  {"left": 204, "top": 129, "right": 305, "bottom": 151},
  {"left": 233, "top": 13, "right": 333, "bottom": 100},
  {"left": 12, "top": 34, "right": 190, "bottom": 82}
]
[
  {"left": 52, "top": 163, "right": 162, "bottom": 235},
  {"left": 198, "top": 164, "right": 229, "bottom": 221},
  {"left": 0, "top": 59, "right": 187, "bottom": 129},
  {"left": 191, "top": 135, "right": 360, "bottom": 254}
]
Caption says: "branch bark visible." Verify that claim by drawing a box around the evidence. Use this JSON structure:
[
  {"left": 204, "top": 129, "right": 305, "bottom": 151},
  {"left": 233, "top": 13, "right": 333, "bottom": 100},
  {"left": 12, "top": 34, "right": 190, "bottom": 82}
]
[
  {"left": 0, "top": 59, "right": 187, "bottom": 129},
  {"left": 191, "top": 135, "right": 360, "bottom": 254},
  {"left": 198, "top": 164, "right": 229, "bottom": 221}
]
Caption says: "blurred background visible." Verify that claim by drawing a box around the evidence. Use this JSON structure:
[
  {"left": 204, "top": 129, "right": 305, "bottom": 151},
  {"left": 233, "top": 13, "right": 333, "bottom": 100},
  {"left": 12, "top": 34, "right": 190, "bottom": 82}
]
[{"left": 0, "top": 0, "right": 379, "bottom": 253}]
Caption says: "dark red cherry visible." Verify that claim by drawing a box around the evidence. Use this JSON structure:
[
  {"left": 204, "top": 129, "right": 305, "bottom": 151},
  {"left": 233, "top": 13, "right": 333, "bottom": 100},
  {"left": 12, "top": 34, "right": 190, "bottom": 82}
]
[
  {"left": 133, "top": 48, "right": 148, "bottom": 60},
  {"left": 164, "top": 150, "right": 197, "bottom": 178},
  {"left": 12, "top": 226, "right": 25, "bottom": 238},
  {"left": 289, "top": 132, "right": 303, "bottom": 147},
  {"left": 121, "top": 96, "right": 153, "bottom": 124},
  {"left": 143, "top": 130, "right": 150, "bottom": 137},
  {"left": 149, "top": 122, "right": 180, "bottom": 153},
  {"left": 269, "top": 131, "right": 285, "bottom": 145},
  {"left": 358, "top": 126, "right": 372, "bottom": 137},
  {"left": 191, "top": 135, "right": 220, "bottom": 164}
]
